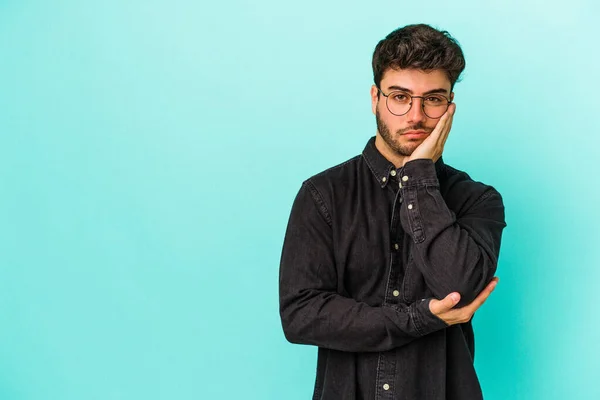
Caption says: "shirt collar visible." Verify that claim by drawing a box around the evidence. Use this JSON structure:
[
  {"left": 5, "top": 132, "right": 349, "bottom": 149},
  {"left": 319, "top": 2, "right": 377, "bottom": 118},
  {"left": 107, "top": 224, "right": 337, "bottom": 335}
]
[{"left": 362, "top": 136, "right": 446, "bottom": 188}]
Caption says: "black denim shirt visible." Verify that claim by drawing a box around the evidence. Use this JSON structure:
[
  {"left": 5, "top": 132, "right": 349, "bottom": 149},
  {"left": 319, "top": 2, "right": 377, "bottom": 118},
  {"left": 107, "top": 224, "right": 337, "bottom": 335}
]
[{"left": 278, "top": 136, "right": 507, "bottom": 399}]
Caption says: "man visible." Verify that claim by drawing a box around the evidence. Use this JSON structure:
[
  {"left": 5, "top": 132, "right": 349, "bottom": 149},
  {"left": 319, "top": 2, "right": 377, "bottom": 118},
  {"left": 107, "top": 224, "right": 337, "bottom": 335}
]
[{"left": 278, "top": 24, "right": 507, "bottom": 400}]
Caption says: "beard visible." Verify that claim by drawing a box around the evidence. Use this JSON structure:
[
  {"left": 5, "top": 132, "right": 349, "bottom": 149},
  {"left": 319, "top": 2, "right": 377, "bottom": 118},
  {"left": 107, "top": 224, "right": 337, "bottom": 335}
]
[{"left": 375, "top": 107, "right": 431, "bottom": 157}]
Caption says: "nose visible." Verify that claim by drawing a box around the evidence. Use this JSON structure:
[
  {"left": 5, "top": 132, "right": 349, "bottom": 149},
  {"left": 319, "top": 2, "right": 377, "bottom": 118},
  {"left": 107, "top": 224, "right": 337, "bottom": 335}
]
[{"left": 405, "top": 98, "right": 427, "bottom": 124}]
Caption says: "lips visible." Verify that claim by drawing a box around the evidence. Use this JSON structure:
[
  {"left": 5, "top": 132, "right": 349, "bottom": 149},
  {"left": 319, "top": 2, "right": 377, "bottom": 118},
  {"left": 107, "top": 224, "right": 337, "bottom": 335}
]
[{"left": 402, "top": 130, "right": 429, "bottom": 138}]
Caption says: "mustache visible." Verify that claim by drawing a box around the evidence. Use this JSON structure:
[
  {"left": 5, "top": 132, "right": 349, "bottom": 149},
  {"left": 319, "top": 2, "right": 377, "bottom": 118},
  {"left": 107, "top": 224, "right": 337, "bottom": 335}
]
[{"left": 397, "top": 124, "right": 433, "bottom": 135}]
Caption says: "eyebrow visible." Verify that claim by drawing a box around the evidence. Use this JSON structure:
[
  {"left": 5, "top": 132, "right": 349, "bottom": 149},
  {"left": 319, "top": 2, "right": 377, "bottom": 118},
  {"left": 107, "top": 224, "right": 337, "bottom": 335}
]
[{"left": 386, "top": 85, "right": 449, "bottom": 95}]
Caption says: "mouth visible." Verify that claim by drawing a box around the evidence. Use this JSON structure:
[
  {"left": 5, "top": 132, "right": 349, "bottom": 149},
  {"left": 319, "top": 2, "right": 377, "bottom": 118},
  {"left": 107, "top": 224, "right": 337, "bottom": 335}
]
[{"left": 402, "top": 130, "right": 429, "bottom": 139}]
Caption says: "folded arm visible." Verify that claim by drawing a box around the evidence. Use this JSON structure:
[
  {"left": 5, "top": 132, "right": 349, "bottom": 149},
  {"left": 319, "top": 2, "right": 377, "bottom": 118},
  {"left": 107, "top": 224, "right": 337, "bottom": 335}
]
[
  {"left": 279, "top": 180, "right": 448, "bottom": 353},
  {"left": 398, "top": 159, "right": 507, "bottom": 308}
]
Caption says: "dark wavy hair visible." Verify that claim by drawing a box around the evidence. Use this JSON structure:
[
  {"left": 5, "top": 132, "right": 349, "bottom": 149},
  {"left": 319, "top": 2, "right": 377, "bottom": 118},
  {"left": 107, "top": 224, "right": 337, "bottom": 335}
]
[{"left": 372, "top": 24, "right": 466, "bottom": 93}]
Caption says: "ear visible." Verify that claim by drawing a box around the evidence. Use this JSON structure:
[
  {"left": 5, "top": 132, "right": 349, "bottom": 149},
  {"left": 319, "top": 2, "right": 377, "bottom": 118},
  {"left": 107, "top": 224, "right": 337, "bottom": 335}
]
[
  {"left": 450, "top": 92, "right": 455, "bottom": 102},
  {"left": 370, "top": 85, "right": 379, "bottom": 115}
]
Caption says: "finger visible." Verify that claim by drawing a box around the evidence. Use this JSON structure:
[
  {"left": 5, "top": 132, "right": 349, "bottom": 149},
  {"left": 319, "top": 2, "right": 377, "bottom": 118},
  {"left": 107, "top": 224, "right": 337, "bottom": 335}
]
[
  {"left": 429, "top": 292, "right": 461, "bottom": 315},
  {"left": 438, "top": 104, "right": 455, "bottom": 147},
  {"left": 439, "top": 119, "right": 452, "bottom": 150},
  {"left": 465, "top": 277, "right": 499, "bottom": 313},
  {"left": 429, "top": 108, "right": 451, "bottom": 140},
  {"left": 432, "top": 110, "right": 453, "bottom": 148}
]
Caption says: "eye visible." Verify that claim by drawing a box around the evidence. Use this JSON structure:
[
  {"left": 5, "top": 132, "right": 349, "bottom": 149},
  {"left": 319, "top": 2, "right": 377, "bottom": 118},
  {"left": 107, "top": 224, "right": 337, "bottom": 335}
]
[
  {"left": 426, "top": 96, "right": 443, "bottom": 103},
  {"left": 392, "top": 94, "right": 408, "bottom": 101}
]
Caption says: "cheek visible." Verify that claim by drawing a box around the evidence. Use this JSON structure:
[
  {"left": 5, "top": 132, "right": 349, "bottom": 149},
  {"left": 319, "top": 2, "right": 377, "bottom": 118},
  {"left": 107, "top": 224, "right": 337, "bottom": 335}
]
[
  {"left": 390, "top": 120, "right": 405, "bottom": 134},
  {"left": 420, "top": 117, "right": 438, "bottom": 131},
  {"left": 376, "top": 105, "right": 394, "bottom": 126},
  {"left": 386, "top": 115, "right": 408, "bottom": 133}
]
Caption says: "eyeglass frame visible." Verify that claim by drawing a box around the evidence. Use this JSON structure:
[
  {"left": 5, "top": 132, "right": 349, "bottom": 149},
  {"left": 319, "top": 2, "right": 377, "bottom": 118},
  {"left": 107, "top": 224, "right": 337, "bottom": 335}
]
[{"left": 376, "top": 87, "right": 452, "bottom": 119}]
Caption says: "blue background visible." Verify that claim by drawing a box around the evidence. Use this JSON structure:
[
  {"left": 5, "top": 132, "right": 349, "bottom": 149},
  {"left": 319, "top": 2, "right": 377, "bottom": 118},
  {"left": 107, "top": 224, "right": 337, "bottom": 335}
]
[{"left": 1, "top": 1, "right": 599, "bottom": 399}]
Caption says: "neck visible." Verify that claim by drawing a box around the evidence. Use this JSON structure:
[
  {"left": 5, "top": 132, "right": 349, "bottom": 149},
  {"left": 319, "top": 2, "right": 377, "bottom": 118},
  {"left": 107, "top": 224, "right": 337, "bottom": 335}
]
[{"left": 374, "top": 133, "right": 410, "bottom": 169}]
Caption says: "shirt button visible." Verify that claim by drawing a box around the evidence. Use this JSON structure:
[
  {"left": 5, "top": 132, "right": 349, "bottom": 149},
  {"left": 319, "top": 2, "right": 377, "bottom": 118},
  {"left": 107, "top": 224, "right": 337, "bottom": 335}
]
[
  {"left": 408, "top": 204, "right": 413, "bottom": 210},
  {"left": 390, "top": 170, "right": 397, "bottom": 176},
  {"left": 383, "top": 384, "right": 390, "bottom": 390},
  {"left": 394, "top": 243, "right": 399, "bottom": 250},
  {"left": 393, "top": 290, "right": 400, "bottom": 297},
  {"left": 402, "top": 176, "right": 409, "bottom": 182},
  {"left": 382, "top": 177, "right": 387, "bottom": 182}
]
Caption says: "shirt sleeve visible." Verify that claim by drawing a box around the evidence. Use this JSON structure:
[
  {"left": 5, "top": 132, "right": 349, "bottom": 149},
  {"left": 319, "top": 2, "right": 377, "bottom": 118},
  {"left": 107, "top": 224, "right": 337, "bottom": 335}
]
[
  {"left": 398, "top": 158, "right": 507, "bottom": 308},
  {"left": 278, "top": 180, "right": 449, "bottom": 353}
]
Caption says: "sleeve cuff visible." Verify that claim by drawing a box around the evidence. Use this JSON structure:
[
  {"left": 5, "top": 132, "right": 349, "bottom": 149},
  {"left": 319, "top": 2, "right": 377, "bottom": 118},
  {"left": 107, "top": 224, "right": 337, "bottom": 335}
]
[
  {"left": 411, "top": 297, "right": 449, "bottom": 336},
  {"left": 401, "top": 159, "right": 439, "bottom": 187}
]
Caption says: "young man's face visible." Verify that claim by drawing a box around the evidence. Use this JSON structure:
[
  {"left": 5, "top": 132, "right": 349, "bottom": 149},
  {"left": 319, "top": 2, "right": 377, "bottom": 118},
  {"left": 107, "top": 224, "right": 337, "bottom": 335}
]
[{"left": 370, "top": 68, "right": 454, "bottom": 157}]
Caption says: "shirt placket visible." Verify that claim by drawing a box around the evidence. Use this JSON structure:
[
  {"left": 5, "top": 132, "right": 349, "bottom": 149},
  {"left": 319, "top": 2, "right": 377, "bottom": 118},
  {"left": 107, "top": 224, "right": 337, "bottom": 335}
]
[{"left": 374, "top": 170, "right": 405, "bottom": 399}]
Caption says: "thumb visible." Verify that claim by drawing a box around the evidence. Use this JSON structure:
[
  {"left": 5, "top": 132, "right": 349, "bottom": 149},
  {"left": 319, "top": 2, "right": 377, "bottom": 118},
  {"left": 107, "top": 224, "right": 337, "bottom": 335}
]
[{"left": 429, "top": 292, "right": 461, "bottom": 315}]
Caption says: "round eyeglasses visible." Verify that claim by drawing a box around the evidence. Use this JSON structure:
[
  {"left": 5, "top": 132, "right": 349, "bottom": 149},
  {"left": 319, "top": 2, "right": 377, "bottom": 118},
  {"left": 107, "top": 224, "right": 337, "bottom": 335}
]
[{"left": 377, "top": 88, "right": 451, "bottom": 119}]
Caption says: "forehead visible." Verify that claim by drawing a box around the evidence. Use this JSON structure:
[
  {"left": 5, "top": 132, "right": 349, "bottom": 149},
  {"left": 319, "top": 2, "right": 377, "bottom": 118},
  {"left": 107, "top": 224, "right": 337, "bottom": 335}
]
[{"left": 381, "top": 68, "right": 451, "bottom": 92}]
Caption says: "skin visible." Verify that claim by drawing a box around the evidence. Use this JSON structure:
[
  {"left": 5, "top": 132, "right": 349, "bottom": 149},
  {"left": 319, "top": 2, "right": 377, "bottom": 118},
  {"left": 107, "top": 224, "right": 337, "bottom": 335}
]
[
  {"left": 430, "top": 278, "right": 499, "bottom": 325},
  {"left": 370, "top": 67, "right": 498, "bottom": 325},
  {"left": 370, "top": 68, "right": 455, "bottom": 168}
]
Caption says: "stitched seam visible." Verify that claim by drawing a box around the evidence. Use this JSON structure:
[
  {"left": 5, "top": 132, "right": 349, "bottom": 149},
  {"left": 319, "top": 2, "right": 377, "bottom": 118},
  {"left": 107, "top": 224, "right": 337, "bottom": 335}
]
[
  {"left": 374, "top": 227, "right": 398, "bottom": 397},
  {"left": 315, "top": 155, "right": 360, "bottom": 176},
  {"left": 414, "top": 187, "right": 426, "bottom": 243},
  {"left": 471, "top": 187, "right": 499, "bottom": 209},
  {"left": 410, "top": 304, "right": 425, "bottom": 336},
  {"left": 362, "top": 153, "right": 385, "bottom": 184},
  {"left": 412, "top": 178, "right": 440, "bottom": 188},
  {"left": 305, "top": 180, "right": 332, "bottom": 227},
  {"left": 405, "top": 188, "right": 426, "bottom": 244}
]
